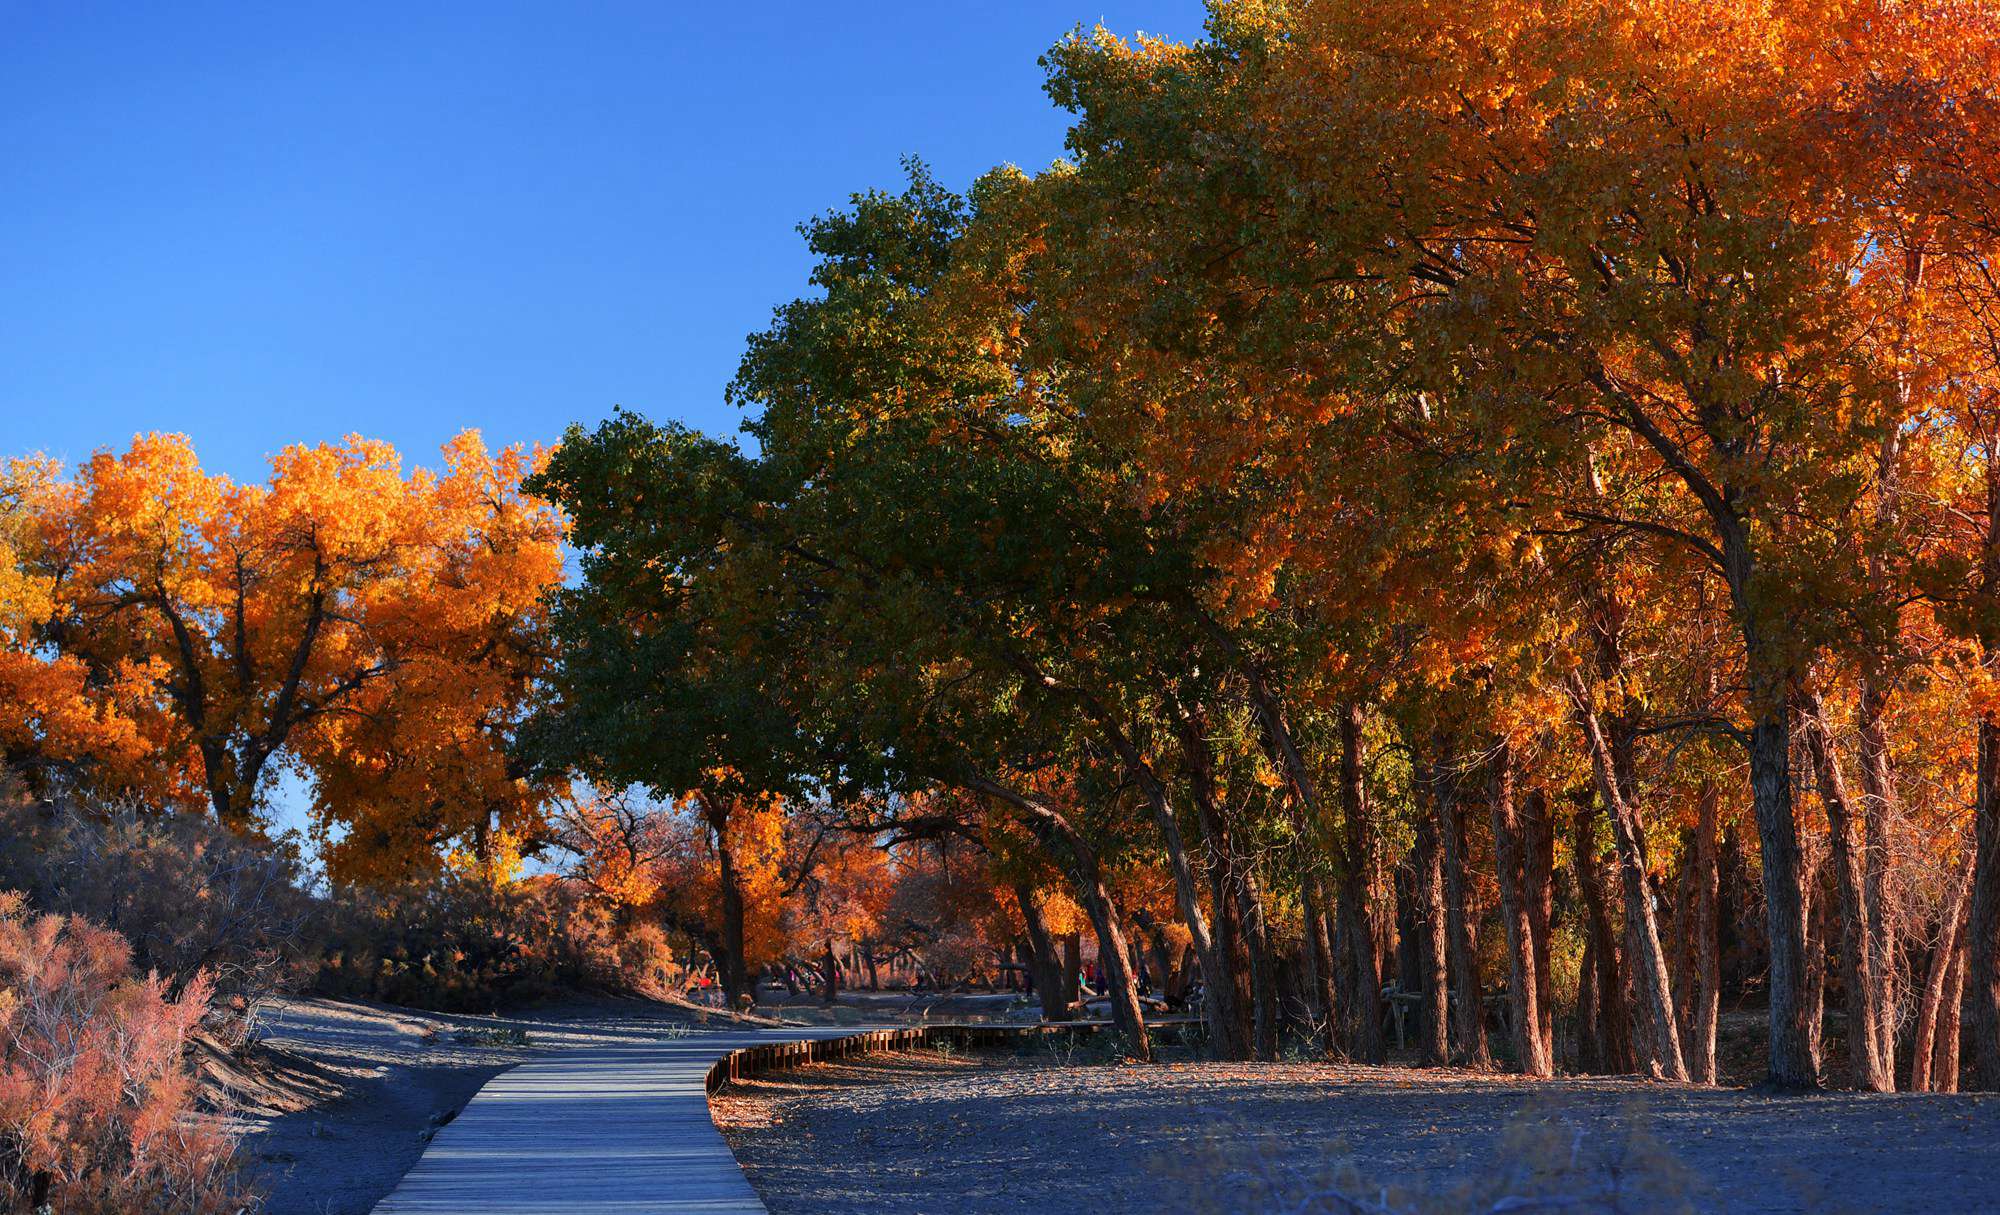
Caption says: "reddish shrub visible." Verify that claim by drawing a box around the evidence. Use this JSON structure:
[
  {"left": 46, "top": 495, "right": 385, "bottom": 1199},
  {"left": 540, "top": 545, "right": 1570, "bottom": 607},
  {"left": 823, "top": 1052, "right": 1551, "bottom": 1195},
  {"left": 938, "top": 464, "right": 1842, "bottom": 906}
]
[
  {"left": 0, "top": 892, "right": 257, "bottom": 1214},
  {"left": 614, "top": 922, "right": 679, "bottom": 998}
]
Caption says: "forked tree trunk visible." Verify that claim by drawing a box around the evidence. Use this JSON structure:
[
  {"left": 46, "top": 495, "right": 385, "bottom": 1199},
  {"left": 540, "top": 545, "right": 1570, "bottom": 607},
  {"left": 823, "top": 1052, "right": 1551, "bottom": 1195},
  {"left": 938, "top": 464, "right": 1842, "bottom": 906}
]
[
  {"left": 1572, "top": 796, "right": 1635, "bottom": 1074},
  {"left": 1172, "top": 700, "right": 1268, "bottom": 1059},
  {"left": 966, "top": 773, "right": 1149, "bottom": 1060},
  {"left": 1911, "top": 849, "right": 1974, "bottom": 1092},
  {"left": 1197, "top": 615, "right": 1351, "bottom": 1058},
  {"left": 1488, "top": 740, "right": 1550, "bottom": 1076},
  {"left": 1099, "top": 722, "right": 1235, "bottom": 1060},
  {"left": 1803, "top": 691, "right": 1894, "bottom": 1091},
  {"left": 1567, "top": 674, "right": 1686, "bottom": 1081},
  {"left": 1937, "top": 932, "right": 1967, "bottom": 1093}
]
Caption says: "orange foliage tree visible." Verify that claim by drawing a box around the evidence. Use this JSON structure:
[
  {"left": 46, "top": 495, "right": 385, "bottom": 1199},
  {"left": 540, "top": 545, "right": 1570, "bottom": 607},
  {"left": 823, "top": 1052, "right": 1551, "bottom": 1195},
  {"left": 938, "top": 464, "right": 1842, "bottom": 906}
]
[{"left": 0, "top": 431, "right": 564, "bottom": 879}]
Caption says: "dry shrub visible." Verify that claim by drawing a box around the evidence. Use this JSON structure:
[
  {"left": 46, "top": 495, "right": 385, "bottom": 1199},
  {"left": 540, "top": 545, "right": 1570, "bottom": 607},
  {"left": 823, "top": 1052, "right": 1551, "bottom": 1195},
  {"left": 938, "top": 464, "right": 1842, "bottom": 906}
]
[
  {"left": 0, "top": 893, "right": 259, "bottom": 1214},
  {"left": 915, "top": 922, "right": 990, "bottom": 988},
  {"left": 315, "top": 873, "right": 646, "bottom": 1010},
  {"left": 0, "top": 796, "right": 313, "bottom": 1027},
  {"left": 614, "top": 922, "right": 679, "bottom": 998}
]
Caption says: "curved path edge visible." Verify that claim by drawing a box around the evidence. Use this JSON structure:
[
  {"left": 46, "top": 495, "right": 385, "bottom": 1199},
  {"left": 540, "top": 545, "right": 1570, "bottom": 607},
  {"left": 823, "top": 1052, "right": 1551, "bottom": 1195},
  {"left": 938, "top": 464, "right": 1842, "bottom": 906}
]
[
  {"left": 373, "top": 1017, "right": 1191, "bottom": 1214},
  {"left": 370, "top": 1025, "right": 863, "bottom": 1215}
]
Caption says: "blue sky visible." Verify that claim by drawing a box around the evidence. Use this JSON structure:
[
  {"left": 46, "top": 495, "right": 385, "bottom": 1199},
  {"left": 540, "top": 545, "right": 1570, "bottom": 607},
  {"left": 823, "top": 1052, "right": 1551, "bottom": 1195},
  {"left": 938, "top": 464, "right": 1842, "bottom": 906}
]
[
  {"left": 2, "top": 1, "right": 1206, "bottom": 481},
  {"left": 1, "top": 2, "right": 1207, "bottom": 848}
]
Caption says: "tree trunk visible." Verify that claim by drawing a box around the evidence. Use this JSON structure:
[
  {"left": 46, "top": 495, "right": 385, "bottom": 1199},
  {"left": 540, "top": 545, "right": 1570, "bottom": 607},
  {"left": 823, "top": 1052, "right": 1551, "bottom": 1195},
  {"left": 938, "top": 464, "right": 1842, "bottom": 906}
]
[
  {"left": 1524, "top": 786, "right": 1557, "bottom": 1061},
  {"left": 1937, "top": 929, "right": 1967, "bottom": 1093},
  {"left": 1857, "top": 677, "right": 1901, "bottom": 1073},
  {"left": 1077, "top": 880, "right": 1150, "bottom": 1060},
  {"left": 1413, "top": 798, "right": 1451, "bottom": 1066},
  {"left": 1062, "top": 681, "right": 1232, "bottom": 1061},
  {"left": 1577, "top": 931, "right": 1601, "bottom": 1073},
  {"left": 1803, "top": 690, "right": 1894, "bottom": 1091},
  {"left": 1394, "top": 863, "right": 1420, "bottom": 995},
  {"left": 1804, "top": 866, "right": 1829, "bottom": 1079},
  {"left": 1172, "top": 700, "right": 1265, "bottom": 1059},
  {"left": 1689, "top": 782, "right": 1722, "bottom": 1085},
  {"left": 1016, "top": 883, "right": 1071, "bottom": 1020},
  {"left": 1303, "top": 872, "right": 1341, "bottom": 1055},
  {"left": 1437, "top": 746, "right": 1491, "bottom": 1068},
  {"left": 1062, "top": 933, "right": 1082, "bottom": 1008},
  {"left": 1911, "top": 848, "right": 1974, "bottom": 1091},
  {"left": 820, "top": 939, "right": 840, "bottom": 1004},
  {"left": 1338, "top": 703, "right": 1386, "bottom": 1063},
  {"left": 1567, "top": 674, "right": 1686, "bottom": 1080},
  {"left": 714, "top": 819, "right": 753, "bottom": 1008},
  {"left": 1238, "top": 864, "right": 1280, "bottom": 1059},
  {"left": 963, "top": 773, "right": 1149, "bottom": 1059},
  {"left": 1749, "top": 683, "right": 1818, "bottom": 1088},
  {"left": 1572, "top": 795, "right": 1634, "bottom": 1074},
  {"left": 1970, "top": 713, "right": 2000, "bottom": 1089},
  {"left": 1488, "top": 740, "right": 1551, "bottom": 1076},
  {"left": 1195, "top": 616, "right": 1341, "bottom": 1058}
]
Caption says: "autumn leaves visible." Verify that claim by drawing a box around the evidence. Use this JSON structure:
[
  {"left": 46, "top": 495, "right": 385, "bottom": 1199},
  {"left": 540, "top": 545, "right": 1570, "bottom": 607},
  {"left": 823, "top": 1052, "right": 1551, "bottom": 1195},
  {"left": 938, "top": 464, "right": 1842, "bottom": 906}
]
[
  {"left": 0, "top": 432, "right": 564, "bottom": 882},
  {"left": 14, "top": 0, "right": 2000, "bottom": 1095},
  {"left": 515, "top": 0, "right": 2000, "bottom": 1087}
]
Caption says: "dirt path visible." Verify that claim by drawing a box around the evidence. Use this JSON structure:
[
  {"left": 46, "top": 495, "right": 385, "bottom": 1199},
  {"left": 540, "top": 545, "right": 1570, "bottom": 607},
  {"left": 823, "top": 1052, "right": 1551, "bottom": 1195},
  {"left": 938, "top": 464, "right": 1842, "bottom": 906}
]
[{"left": 713, "top": 1050, "right": 2000, "bottom": 1214}]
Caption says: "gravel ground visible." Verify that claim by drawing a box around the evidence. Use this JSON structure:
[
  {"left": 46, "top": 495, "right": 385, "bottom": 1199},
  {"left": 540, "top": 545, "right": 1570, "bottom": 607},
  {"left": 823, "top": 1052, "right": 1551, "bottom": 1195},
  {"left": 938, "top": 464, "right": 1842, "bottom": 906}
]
[{"left": 713, "top": 1049, "right": 2000, "bottom": 1215}]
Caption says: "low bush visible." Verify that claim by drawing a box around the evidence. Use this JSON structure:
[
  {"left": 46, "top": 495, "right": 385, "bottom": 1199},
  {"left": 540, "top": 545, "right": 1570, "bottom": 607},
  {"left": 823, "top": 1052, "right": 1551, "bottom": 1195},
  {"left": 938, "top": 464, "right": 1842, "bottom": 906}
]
[
  {"left": 613, "top": 921, "right": 680, "bottom": 999},
  {"left": 0, "top": 893, "right": 259, "bottom": 1214},
  {"left": 315, "top": 873, "right": 644, "bottom": 1011},
  {"left": 0, "top": 793, "right": 314, "bottom": 1026}
]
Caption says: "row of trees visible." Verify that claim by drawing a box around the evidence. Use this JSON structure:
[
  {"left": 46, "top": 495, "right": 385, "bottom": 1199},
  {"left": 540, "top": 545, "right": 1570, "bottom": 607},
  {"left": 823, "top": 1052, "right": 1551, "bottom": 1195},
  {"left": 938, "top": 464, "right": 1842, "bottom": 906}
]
[
  {"left": 16, "top": 0, "right": 2000, "bottom": 1095},
  {"left": 523, "top": 0, "right": 2000, "bottom": 1089}
]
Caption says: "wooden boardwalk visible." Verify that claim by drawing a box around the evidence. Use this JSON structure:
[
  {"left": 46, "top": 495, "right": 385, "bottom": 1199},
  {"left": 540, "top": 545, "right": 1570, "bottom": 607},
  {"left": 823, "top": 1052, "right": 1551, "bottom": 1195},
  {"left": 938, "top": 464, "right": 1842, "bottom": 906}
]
[{"left": 371, "top": 1025, "right": 863, "bottom": 1215}]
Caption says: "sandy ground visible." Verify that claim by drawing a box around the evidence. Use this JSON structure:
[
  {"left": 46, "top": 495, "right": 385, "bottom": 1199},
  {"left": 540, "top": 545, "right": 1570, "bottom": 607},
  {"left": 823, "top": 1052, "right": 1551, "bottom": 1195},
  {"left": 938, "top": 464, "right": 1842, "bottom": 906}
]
[{"left": 713, "top": 1048, "right": 2000, "bottom": 1215}]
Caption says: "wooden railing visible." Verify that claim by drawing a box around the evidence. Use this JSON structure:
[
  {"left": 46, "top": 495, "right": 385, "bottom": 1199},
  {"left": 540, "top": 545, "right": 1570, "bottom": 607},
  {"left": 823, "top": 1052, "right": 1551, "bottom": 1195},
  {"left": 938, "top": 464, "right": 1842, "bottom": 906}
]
[{"left": 702, "top": 1019, "right": 1201, "bottom": 1093}]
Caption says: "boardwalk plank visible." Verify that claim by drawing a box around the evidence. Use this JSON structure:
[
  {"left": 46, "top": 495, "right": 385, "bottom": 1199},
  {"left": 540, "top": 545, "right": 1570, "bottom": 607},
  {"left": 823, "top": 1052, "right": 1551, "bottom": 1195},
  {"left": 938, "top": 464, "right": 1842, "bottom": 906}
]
[{"left": 372, "top": 1026, "right": 860, "bottom": 1215}]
